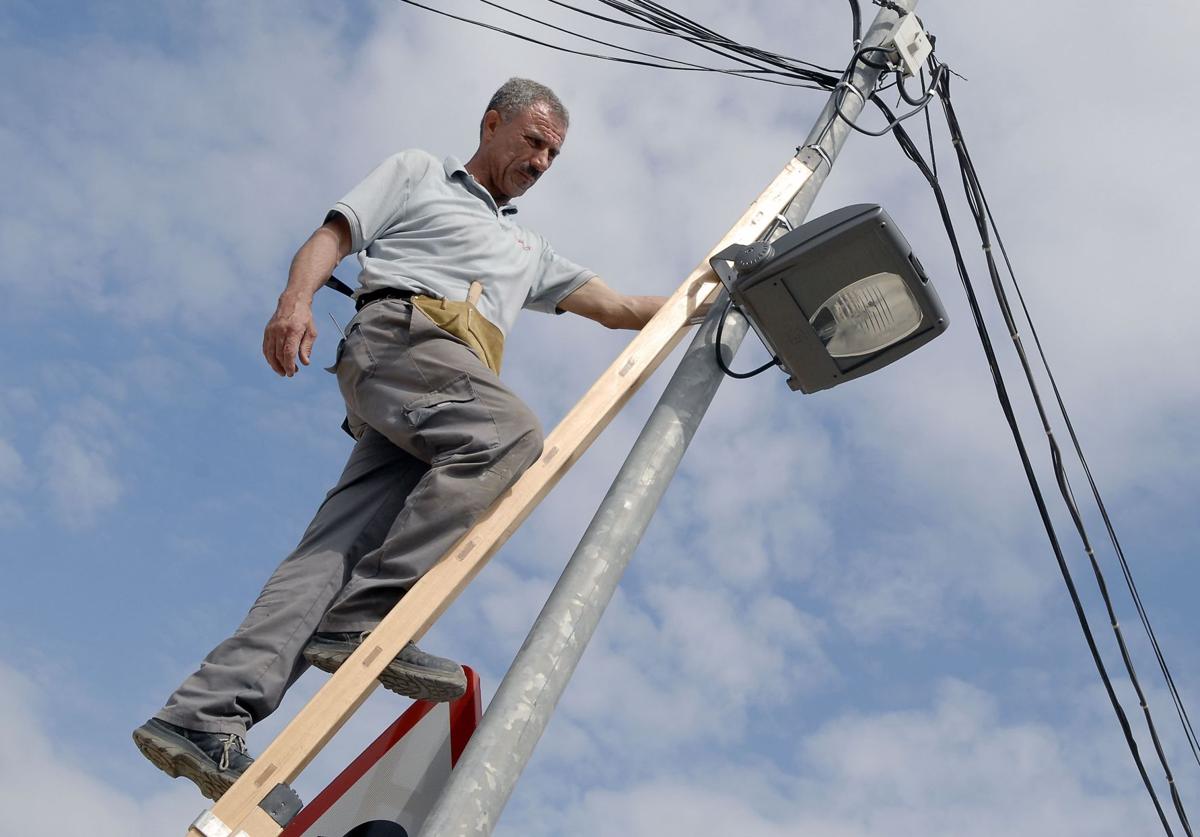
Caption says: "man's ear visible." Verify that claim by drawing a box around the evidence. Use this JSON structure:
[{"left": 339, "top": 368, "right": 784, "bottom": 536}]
[{"left": 480, "top": 109, "right": 502, "bottom": 143}]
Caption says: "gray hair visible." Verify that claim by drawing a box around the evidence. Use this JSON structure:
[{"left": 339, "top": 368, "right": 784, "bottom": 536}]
[{"left": 482, "top": 78, "right": 569, "bottom": 132}]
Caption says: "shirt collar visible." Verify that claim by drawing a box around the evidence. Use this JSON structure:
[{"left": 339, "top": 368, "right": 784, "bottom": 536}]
[{"left": 443, "top": 155, "right": 519, "bottom": 216}]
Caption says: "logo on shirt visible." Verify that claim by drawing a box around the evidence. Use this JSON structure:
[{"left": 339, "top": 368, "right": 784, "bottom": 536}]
[{"left": 512, "top": 230, "right": 532, "bottom": 252}]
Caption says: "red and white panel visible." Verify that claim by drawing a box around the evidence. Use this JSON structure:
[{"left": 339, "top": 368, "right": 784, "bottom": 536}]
[{"left": 281, "top": 667, "right": 481, "bottom": 837}]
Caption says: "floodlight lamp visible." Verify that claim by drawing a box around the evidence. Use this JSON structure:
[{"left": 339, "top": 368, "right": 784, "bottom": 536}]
[{"left": 709, "top": 204, "right": 949, "bottom": 394}]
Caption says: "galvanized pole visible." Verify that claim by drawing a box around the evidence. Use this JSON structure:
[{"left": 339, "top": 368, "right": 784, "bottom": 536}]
[{"left": 419, "top": 4, "right": 915, "bottom": 835}]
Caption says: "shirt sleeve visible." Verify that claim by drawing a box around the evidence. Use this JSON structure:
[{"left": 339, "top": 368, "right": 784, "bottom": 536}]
[
  {"left": 325, "top": 151, "right": 432, "bottom": 254},
  {"left": 524, "top": 237, "right": 597, "bottom": 315}
]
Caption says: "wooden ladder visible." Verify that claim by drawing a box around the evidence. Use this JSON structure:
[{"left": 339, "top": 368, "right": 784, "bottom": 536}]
[{"left": 185, "top": 155, "right": 816, "bottom": 837}]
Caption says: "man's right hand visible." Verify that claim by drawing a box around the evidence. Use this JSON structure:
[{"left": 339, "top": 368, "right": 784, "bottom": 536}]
[
  {"left": 263, "top": 295, "right": 318, "bottom": 377},
  {"left": 264, "top": 216, "right": 351, "bottom": 376}
]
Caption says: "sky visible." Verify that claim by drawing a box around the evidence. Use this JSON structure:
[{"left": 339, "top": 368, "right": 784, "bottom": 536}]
[{"left": 2, "top": 0, "right": 1199, "bottom": 835}]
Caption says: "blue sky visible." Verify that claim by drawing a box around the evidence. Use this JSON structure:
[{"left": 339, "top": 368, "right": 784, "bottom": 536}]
[{"left": 2, "top": 1, "right": 1199, "bottom": 834}]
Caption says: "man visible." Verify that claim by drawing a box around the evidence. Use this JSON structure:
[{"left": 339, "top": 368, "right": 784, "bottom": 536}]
[{"left": 133, "top": 78, "right": 672, "bottom": 801}]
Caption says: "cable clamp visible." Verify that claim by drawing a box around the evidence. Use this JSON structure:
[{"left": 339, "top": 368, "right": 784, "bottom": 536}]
[
  {"left": 835, "top": 80, "right": 866, "bottom": 104},
  {"left": 774, "top": 214, "right": 794, "bottom": 232},
  {"left": 799, "top": 143, "right": 834, "bottom": 170}
]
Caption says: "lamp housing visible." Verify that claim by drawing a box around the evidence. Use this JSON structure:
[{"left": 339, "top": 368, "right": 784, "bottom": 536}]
[{"left": 710, "top": 204, "right": 948, "bottom": 394}]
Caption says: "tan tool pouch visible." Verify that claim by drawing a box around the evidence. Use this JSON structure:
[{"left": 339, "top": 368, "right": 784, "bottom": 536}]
[{"left": 410, "top": 281, "right": 505, "bottom": 374}]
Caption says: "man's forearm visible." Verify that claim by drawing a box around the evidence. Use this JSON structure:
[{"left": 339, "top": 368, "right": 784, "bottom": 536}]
[
  {"left": 280, "top": 225, "right": 346, "bottom": 306},
  {"left": 609, "top": 294, "right": 668, "bottom": 330},
  {"left": 263, "top": 219, "right": 351, "bottom": 377},
  {"left": 557, "top": 278, "right": 673, "bottom": 330}
]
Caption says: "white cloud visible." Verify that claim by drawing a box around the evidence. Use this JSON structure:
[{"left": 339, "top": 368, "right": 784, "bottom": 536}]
[
  {"left": 511, "top": 679, "right": 1157, "bottom": 837},
  {"left": 40, "top": 420, "right": 124, "bottom": 526},
  {"left": 644, "top": 584, "right": 829, "bottom": 704},
  {"left": 0, "top": 661, "right": 200, "bottom": 837}
]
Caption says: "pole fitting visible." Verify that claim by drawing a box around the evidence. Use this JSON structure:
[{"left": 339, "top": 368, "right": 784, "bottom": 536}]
[
  {"left": 836, "top": 80, "right": 867, "bottom": 102},
  {"left": 799, "top": 143, "right": 834, "bottom": 170}
]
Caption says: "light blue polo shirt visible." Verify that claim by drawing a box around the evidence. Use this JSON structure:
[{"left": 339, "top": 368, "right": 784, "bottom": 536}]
[{"left": 328, "top": 150, "right": 596, "bottom": 337}]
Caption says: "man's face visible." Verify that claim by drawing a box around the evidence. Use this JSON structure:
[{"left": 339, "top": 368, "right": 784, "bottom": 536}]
[{"left": 478, "top": 102, "right": 566, "bottom": 204}]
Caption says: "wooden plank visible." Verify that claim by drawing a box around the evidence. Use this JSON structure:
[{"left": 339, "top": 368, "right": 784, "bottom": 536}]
[
  {"left": 238, "top": 806, "right": 287, "bottom": 836},
  {"left": 187, "top": 155, "right": 815, "bottom": 837}
]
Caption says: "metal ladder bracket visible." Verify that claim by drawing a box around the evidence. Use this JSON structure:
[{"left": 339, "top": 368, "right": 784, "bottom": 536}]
[
  {"left": 260, "top": 782, "right": 304, "bottom": 828},
  {"left": 191, "top": 809, "right": 247, "bottom": 837},
  {"left": 190, "top": 780, "right": 301, "bottom": 837}
]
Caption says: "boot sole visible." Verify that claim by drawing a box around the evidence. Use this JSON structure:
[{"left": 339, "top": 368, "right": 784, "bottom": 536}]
[
  {"left": 132, "top": 725, "right": 240, "bottom": 801},
  {"left": 304, "top": 645, "right": 466, "bottom": 703}
]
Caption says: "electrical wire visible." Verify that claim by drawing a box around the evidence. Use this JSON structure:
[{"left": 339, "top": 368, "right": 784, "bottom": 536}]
[
  {"left": 579, "top": 0, "right": 842, "bottom": 80},
  {"left": 473, "top": 0, "right": 815, "bottom": 80},
  {"left": 390, "top": 0, "right": 851, "bottom": 91},
  {"left": 550, "top": 0, "right": 841, "bottom": 81},
  {"left": 920, "top": 65, "right": 937, "bottom": 180},
  {"left": 976, "top": 168, "right": 1200, "bottom": 773},
  {"left": 392, "top": 0, "right": 831, "bottom": 87},
  {"left": 713, "top": 298, "right": 779, "bottom": 379},
  {"left": 933, "top": 72, "right": 1195, "bottom": 835},
  {"left": 875, "top": 73, "right": 1192, "bottom": 835},
  {"left": 881, "top": 101, "right": 1174, "bottom": 837},
  {"left": 849, "top": 0, "right": 863, "bottom": 46},
  {"left": 828, "top": 48, "right": 947, "bottom": 137}
]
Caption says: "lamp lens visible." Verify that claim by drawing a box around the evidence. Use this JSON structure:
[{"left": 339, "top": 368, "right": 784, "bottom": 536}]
[{"left": 811, "top": 272, "right": 923, "bottom": 357}]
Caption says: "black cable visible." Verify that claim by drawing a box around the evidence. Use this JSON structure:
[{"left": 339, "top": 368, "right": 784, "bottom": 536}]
[
  {"left": 592, "top": 0, "right": 842, "bottom": 80},
  {"left": 934, "top": 75, "right": 1194, "bottom": 836},
  {"left": 849, "top": 0, "right": 862, "bottom": 45},
  {"left": 937, "top": 42, "right": 1196, "bottom": 767},
  {"left": 567, "top": 0, "right": 840, "bottom": 78},
  {"left": 475, "top": 0, "right": 808, "bottom": 79},
  {"left": 938, "top": 79, "right": 1193, "bottom": 835},
  {"left": 920, "top": 65, "right": 937, "bottom": 180},
  {"left": 875, "top": 87, "right": 1183, "bottom": 837},
  {"left": 593, "top": 0, "right": 840, "bottom": 84},
  {"left": 978, "top": 163, "right": 1200, "bottom": 773},
  {"left": 393, "top": 0, "right": 840, "bottom": 89},
  {"left": 714, "top": 298, "right": 778, "bottom": 379},
  {"left": 829, "top": 52, "right": 946, "bottom": 137},
  {"left": 895, "top": 69, "right": 929, "bottom": 106}
]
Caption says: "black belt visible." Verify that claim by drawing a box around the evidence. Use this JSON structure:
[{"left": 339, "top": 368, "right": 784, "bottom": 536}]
[{"left": 355, "top": 288, "right": 416, "bottom": 312}]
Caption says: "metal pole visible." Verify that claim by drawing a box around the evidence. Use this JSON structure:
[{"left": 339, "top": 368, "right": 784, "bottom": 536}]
[{"left": 419, "top": 4, "right": 915, "bottom": 834}]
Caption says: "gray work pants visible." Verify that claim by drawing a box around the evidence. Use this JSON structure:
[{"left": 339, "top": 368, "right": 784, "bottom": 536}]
[{"left": 157, "top": 300, "right": 543, "bottom": 735}]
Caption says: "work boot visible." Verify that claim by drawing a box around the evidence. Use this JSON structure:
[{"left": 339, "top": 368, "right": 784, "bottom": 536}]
[
  {"left": 303, "top": 632, "right": 467, "bottom": 702},
  {"left": 132, "top": 718, "right": 254, "bottom": 801}
]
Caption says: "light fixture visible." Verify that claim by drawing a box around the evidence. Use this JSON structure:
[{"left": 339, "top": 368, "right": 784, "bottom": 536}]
[{"left": 709, "top": 204, "right": 948, "bottom": 393}]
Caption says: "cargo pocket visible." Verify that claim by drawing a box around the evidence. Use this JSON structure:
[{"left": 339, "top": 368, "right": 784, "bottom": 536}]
[{"left": 402, "top": 374, "right": 501, "bottom": 462}]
